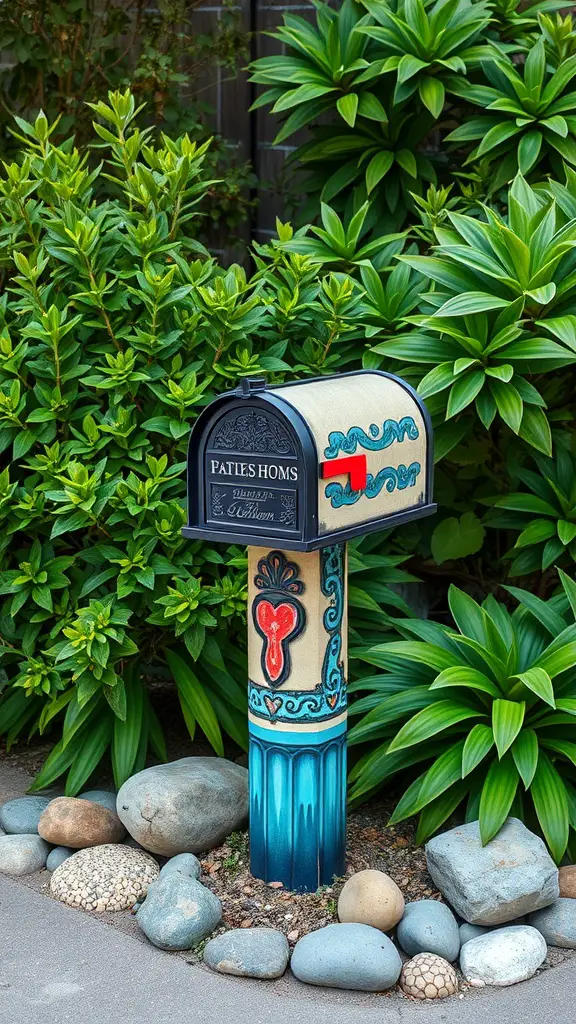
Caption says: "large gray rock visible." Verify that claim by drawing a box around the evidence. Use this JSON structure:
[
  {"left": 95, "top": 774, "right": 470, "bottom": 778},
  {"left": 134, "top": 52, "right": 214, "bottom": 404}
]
[
  {"left": 0, "top": 834, "right": 50, "bottom": 875},
  {"left": 159, "top": 853, "right": 201, "bottom": 881},
  {"left": 530, "top": 899, "right": 576, "bottom": 948},
  {"left": 116, "top": 757, "right": 248, "bottom": 856},
  {"left": 460, "top": 926, "right": 547, "bottom": 987},
  {"left": 397, "top": 900, "right": 460, "bottom": 962},
  {"left": 426, "top": 818, "right": 558, "bottom": 925},
  {"left": 204, "top": 928, "right": 289, "bottom": 979},
  {"left": 290, "top": 923, "right": 402, "bottom": 992},
  {"left": 0, "top": 797, "right": 51, "bottom": 834},
  {"left": 136, "top": 873, "right": 222, "bottom": 950}
]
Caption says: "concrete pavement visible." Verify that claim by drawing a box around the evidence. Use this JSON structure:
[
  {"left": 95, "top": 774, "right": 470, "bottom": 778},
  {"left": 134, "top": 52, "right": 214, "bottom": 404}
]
[{"left": 0, "top": 873, "right": 573, "bottom": 1024}]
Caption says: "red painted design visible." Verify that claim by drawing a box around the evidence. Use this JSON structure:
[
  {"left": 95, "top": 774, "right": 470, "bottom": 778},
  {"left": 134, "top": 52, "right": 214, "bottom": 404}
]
[
  {"left": 326, "top": 693, "right": 338, "bottom": 710},
  {"left": 321, "top": 454, "right": 367, "bottom": 491},
  {"left": 255, "top": 600, "right": 299, "bottom": 684}
]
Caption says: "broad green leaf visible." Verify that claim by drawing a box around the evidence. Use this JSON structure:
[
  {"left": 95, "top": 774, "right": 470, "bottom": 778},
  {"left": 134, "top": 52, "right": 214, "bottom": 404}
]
[
  {"left": 479, "top": 754, "right": 519, "bottom": 844},
  {"left": 492, "top": 699, "right": 525, "bottom": 758},
  {"left": 430, "top": 666, "right": 501, "bottom": 697},
  {"left": 419, "top": 77, "right": 445, "bottom": 118},
  {"left": 511, "top": 729, "right": 539, "bottom": 788},
  {"left": 388, "top": 701, "right": 485, "bottom": 754},
  {"left": 369, "top": 641, "right": 460, "bottom": 671},
  {"left": 462, "top": 723, "right": 495, "bottom": 776},
  {"left": 336, "top": 93, "right": 358, "bottom": 127},
  {"left": 166, "top": 649, "right": 224, "bottom": 756},
  {"left": 531, "top": 753, "right": 570, "bottom": 863},
  {"left": 431, "top": 513, "right": 485, "bottom": 564},
  {"left": 512, "top": 667, "right": 555, "bottom": 707}
]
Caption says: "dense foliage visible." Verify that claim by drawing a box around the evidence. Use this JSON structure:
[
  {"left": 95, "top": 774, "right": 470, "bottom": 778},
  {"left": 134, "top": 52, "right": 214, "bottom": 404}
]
[
  {"left": 0, "top": 0, "right": 253, "bottom": 235},
  {"left": 251, "top": 0, "right": 576, "bottom": 858},
  {"left": 0, "top": 92, "right": 410, "bottom": 793}
]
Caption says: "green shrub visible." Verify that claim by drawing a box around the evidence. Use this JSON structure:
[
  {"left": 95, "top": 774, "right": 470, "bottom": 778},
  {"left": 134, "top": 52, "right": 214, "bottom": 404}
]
[
  {"left": 349, "top": 573, "right": 576, "bottom": 861},
  {"left": 0, "top": 90, "right": 396, "bottom": 792}
]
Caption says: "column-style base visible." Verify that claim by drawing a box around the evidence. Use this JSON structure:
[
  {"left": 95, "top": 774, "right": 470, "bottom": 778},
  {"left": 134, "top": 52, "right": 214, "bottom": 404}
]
[{"left": 249, "top": 719, "right": 347, "bottom": 892}]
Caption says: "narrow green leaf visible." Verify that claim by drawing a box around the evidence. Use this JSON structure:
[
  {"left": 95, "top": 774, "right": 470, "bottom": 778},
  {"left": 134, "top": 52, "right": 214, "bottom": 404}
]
[
  {"left": 462, "top": 723, "right": 495, "bottom": 777},
  {"left": 492, "top": 699, "right": 525, "bottom": 758},
  {"left": 511, "top": 729, "right": 539, "bottom": 788},
  {"left": 530, "top": 753, "right": 570, "bottom": 863},
  {"left": 388, "top": 701, "right": 485, "bottom": 754},
  {"left": 479, "top": 754, "right": 519, "bottom": 844}
]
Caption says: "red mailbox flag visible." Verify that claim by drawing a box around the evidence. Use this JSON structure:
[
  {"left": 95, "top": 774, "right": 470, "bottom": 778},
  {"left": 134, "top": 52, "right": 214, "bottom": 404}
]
[{"left": 321, "top": 454, "right": 367, "bottom": 492}]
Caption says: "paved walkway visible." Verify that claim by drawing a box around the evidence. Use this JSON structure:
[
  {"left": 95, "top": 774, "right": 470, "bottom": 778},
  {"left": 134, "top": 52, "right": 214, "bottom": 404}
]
[{"left": 0, "top": 873, "right": 573, "bottom": 1024}]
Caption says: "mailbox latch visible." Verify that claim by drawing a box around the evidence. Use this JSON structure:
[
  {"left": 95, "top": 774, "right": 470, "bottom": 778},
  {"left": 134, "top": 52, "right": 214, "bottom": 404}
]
[{"left": 238, "top": 376, "right": 267, "bottom": 397}]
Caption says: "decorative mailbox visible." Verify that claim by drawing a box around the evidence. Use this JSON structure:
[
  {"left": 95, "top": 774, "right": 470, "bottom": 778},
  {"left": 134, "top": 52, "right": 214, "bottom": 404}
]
[{"left": 184, "top": 371, "right": 435, "bottom": 892}]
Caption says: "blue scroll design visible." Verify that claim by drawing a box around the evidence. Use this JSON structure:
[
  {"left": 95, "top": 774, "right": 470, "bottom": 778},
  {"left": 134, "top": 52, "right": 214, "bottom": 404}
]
[
  {"left": 320, "top": 544, "right": 346, "bottom": 716},
  {"left": 324, "top": 416, "right": 419, "bottom": 458},
  {"left": 325, "top": 461, "right": 421, "bottom": 508},
  {"left": 248, "top": 681, "right": 327, "bottom": 724}
]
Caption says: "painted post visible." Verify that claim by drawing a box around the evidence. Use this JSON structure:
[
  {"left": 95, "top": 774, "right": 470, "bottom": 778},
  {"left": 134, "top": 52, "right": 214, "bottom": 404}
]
[{"left": 183, "top": 371, "right": 435, "bottom": 892}]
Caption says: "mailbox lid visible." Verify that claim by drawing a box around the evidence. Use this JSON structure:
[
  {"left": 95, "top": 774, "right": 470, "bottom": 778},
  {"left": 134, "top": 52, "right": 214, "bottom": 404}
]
[{"left": 274, "top": 370, "right": 433, "bottom": 538}]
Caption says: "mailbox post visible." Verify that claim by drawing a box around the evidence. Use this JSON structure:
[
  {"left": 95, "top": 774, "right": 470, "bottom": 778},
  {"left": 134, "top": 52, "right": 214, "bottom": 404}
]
[{"left": 183, "top": 371, "right": 435, "bottom": 892}]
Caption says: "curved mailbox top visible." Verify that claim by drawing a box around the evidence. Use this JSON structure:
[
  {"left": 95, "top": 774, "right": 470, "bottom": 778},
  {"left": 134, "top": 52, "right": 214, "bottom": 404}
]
[{"left": 183, "top": 370, "right": 436, "bottom": 551}]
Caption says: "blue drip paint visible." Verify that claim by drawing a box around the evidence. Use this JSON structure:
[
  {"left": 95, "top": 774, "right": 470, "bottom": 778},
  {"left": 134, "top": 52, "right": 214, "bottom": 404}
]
[
  {"left": 249, "top": 728, "right": 347, "bottom": 891},
  {"left": 324, "top": 417, "right": 419, "bottom": 458},
  {"left": 325, "top": 461, "right": 421, "bottom": 508}
]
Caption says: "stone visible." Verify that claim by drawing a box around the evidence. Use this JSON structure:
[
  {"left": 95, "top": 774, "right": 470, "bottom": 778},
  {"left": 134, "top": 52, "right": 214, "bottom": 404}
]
[
  {"left": 558, "top": 865, "right": 576, "bottom": 899},
  {"left": 459, "top": 923, "right": 492, "bottom": 945},
  {"left": 337, "top": 869, "right": 404, "bottom": 932},
  {"left": 136, "top": 873, "right": 222, "bottom": 950},
  {"left": 290, "top": 923, "right": 402, "bottom": 992},
  {"left": 79, "top": 790, "right": 117, "bottom": 814},
  {"left": 203, "top": 928, "right": 289, "bottom": 979},
  {"left": 460, "top": 926, "right": 547, "bottom": 987},
  {"left": 400, "top": 953, "right": 458, "bottom": 999},
  {"left": 397, "top": 900, "right": 460, "bottom": 962},
  {"left": 46, "top": 846, "right": 74, "bottom": 872},
  {"left": 425, "top": 818, "right": 558, "bottom": 925},
  {"left": 0, "top": 834, "right": 49, "bottom": 875},
  {"left": 116, "top": 757, "right": 248, "bottom": 856},
  {"left": 38, "top": 797, "right": 125, "bottom": 848},
  {"left": 159, "top": 853, "right": 201, "bottom": 881},
  {"left": 529, "top": 899, "right": 576, "bottom": 948},
  {"left": 0, "top": 796, "right": 51, "bottom": 834},
  {"left": 50, "top": 844, "right": 158, "bottom": 911}
]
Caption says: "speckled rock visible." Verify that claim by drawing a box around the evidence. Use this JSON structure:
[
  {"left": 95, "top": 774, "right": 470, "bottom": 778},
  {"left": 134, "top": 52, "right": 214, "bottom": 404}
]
[
  {"left": 0, "top": 796, "right": 51, "bottom": 835},
  {"left": 558, "top": 865, "right": 576, "bottom": 899},
  {"left": 290, "top": 923, "right": 402, "bottom": 992},
  {"left": 400, "top": 953, "right": 458, "bottom": 999},
  {"left": 116, "top": 757, "right": 248, "bottom": 856},
  {"left": 159, "top": 853, "right": 201, "bottom": 881},
  {"left": 0, "top": 834, "right": 49, "bottom": 874},
  {"left": 50, "top": 844, "right": 159, "bottom": 911},
  {"left": 38, "top": 797, "right": 125, "bottom": 848},
  {"left": 136, "top": 873, "right": 222, "bottom": 950},
  {"left": 203, "top": 928, "right": 289, "bottom": 978},
  {"left": 79, "top": 790, "right": 117, "bottom": 814},
  {"left": 338, "top": 869, "right": 404, "bottom": 932},
  {"left": 46, "top": 846, "right": 74, "bottom": 872},
  {"left": 397, "top": 900, "right": 460, "bottom": 962},
  {"left": 529, "top": 899, "right": 576, "bottom": 948},
  {"left": 426, "top": 819, "right": 558, "bottom": 925},
  {"left": 460, "top": 926, "right": 547, "bottom": 987}
]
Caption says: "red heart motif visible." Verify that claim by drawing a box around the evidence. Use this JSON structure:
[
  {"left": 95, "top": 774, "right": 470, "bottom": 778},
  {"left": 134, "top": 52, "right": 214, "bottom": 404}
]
[
  {"left": 255, "top": 600, "right": 299, "bottom": 684},
  {"left": 264, "top": 694, "right": 282, "bottom": 716}
]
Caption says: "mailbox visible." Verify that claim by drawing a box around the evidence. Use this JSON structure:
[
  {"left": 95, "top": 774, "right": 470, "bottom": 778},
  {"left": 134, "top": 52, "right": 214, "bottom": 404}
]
[
  {"left": 184, "top": 370, "right": 435, "bottom": 551},
  {"left": 183, "top": 371, "right": 436, "bottom": 892}
]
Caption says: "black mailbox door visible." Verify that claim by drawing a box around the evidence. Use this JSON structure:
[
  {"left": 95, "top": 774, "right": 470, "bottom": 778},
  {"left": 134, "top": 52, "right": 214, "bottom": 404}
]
[{"left": 200, "top": 402, "right": 304, "bottom": 542}]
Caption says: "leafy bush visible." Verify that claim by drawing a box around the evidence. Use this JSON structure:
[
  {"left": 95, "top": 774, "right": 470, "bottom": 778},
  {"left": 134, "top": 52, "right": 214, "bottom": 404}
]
[
  {"left": 0, "top": 0, "right": 253, "bottom": 234},
  {"left": 0, "top": 91, "right": 392, "bottom": 792},
  {"left": 349, "top": 574, "right": 576, "bottom": 861}
]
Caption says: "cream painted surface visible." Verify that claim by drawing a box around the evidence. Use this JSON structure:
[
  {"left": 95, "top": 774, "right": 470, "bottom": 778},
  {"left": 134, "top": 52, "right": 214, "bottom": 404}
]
[
  {"left": 274, "top": 373, "right": 427, "bottom": 535},
  {"left": 248, "top": 710, "right": 347, "bottom": 736}
]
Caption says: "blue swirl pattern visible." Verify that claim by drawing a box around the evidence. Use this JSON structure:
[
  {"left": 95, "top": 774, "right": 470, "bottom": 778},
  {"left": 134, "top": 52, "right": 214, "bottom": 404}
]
[
  {"left": 325, "top": 461, "right": 421, "bottom": 508},
  {"left": 324, "top": 416, "right": 419, "bottom": 458}
]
